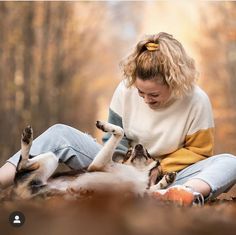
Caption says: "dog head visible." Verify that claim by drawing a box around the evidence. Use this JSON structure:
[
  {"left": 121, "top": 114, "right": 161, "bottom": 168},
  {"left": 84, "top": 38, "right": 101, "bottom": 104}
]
[{"left": 122, "top": 144, "right": 157, "bottom": 170}]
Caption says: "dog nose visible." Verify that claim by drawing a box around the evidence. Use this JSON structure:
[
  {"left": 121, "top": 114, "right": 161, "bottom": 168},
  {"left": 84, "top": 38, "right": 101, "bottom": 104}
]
[{"left": 135, "top": 144, "right": 143, "bottom": 151}]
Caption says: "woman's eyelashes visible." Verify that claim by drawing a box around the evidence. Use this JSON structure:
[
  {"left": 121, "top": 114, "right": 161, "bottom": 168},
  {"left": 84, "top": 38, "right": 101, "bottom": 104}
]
[
  {"left": 138, "top": 90, "right": 160, "bottom": 98},
  {"left": 149, "top": 94, "right": 160, "bottom": 98},
  {"left": 138, "top": 90, "right": 144, "bottom": 97}
]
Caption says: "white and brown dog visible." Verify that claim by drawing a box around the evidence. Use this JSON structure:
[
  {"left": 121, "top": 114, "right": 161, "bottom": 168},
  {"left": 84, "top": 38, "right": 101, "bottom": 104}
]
[{"left": 11, "top": 121, "right": 176, "bottom": 200}]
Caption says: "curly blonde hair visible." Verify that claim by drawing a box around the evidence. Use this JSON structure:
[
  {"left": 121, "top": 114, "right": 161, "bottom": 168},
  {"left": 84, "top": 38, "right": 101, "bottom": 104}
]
[{"left": 120, "top": 32, "right": 198, "bottom": 98}]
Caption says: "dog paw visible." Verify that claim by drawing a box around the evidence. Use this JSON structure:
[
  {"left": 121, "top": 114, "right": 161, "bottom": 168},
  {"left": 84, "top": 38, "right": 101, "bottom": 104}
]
[
  {"left": 96, "top": 121, "right": 108, "bottom": 132},
  {"left": 22, "top": 126, "right": 33, "bottom": 145},
  {"left": 166, "top": 172, "right": 177, "bottom": 183},
  {"left": 96, "top": 120, "right": 124, "bottom": 136}
]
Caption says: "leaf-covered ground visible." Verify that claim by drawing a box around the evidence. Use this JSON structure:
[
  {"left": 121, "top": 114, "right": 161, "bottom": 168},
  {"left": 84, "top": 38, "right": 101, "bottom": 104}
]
[{"left": 1, "top": 186, "right": 236, "bottom": 235}]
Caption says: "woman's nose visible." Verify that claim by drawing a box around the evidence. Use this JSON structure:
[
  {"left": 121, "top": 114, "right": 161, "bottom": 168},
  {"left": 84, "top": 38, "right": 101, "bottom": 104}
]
[{"left": 143, "top": 95, "right": 153, "bottom": 103}]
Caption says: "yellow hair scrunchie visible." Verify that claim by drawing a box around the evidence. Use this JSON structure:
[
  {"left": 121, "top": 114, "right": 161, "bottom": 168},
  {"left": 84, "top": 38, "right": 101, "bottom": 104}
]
[{"left": 145, "top": 42, "right": 159, "bottom": 51}]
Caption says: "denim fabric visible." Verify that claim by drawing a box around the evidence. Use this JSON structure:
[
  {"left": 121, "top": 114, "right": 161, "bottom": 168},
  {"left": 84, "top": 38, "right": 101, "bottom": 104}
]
[
  {"left": 7, "top": 124, "right": 102, "bottom": 170},
  {"left": 170, "top": 154, "right": 236, "bottom": 199}
]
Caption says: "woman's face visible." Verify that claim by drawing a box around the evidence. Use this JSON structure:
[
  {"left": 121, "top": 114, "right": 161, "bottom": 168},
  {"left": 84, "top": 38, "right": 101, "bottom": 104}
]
[{"left": 135, "top": 78, "right": 171, "bottom": 109}]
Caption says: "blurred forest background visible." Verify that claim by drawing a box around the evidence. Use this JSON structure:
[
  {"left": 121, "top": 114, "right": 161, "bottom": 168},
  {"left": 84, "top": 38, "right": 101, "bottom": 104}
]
[{"left": 0, "top": 1, "right": 235, "bottom": 165}]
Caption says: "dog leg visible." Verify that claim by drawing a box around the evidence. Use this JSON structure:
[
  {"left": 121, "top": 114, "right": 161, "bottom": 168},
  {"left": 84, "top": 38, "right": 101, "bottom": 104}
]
[
  {"left": 149, "top": 172, "right": 177, "bottom": 191},
  {"left": 88, "top": 121, "right": 124, "bottom": 172},
  {"left": 17, "top": 126, "right": 39, "bottom": 171},
  {"left": 17, "top": 126, "right": 33, "bottom": 170}
]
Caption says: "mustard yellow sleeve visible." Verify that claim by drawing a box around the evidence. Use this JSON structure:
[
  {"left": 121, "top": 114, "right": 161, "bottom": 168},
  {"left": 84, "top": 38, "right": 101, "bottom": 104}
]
[{"left": 160, "top": 128, "right": 214, "bottom": 173}]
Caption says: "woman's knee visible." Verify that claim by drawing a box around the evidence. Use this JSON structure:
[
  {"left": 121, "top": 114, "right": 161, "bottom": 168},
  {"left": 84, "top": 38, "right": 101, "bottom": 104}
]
[
  {"left": 210, "top": 154, "right": 236, "bottom": 173},
  {"left": 44, "top": 124, "right": 87, "bottom": 145},
  {"left": 212, "top": 153, "right": 236, "bottom": 162},
  {"left": 47, "top": 124, "right": 78, "bottom": 136},
  {"left": 48, "top": 123, "right": 69, "bottom": 132}
]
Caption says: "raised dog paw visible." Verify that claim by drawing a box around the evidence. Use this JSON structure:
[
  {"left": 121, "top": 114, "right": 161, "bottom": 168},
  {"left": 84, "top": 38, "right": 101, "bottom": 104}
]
[
  {"left": 96, "top": 120, "right": 124, "bottom": 136},
  {"left": 96, "top": 121, "right": 107, "bottom": 132},
  {"left": 22, "top": 126, "right": 33, "bottom": 145}
]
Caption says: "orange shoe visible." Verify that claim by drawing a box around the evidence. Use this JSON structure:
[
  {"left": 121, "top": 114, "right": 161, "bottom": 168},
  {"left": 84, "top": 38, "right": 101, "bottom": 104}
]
[{"left": 151, "top": 185, "right": 204, "bottom": 206}]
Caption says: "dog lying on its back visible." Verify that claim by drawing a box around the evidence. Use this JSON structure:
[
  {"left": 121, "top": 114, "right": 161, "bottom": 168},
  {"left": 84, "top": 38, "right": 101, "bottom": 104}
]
[{"left": 7, "top": 121, "right": 176, "bottom": 200}]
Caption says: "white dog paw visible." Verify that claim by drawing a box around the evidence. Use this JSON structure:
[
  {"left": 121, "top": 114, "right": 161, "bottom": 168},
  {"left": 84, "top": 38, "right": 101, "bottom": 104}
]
[{"left": 96, "top": 121, "right": 124, "bottom": 136}]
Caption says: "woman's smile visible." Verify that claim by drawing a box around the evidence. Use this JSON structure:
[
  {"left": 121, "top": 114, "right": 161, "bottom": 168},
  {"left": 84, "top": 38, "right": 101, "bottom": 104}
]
[{"left": 135, "top": 78, "right": 171, "bottom": 109}]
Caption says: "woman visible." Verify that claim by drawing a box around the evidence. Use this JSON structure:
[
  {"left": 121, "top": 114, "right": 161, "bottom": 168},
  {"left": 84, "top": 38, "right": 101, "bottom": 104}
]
[{"left": 1, "top": 32, "right": 236, "bottom": 205}]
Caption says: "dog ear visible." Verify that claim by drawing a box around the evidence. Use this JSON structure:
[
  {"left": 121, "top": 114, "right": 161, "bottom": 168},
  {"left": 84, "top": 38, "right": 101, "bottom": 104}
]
[
  {"left": 145, "top": 149, "right": 152, "bottom": 159},
  {"left": 112, "top": 152, "right": 127, "bottom": 163},
  {"left": 148, "top": 161, "right": 162, "bottom": 187},
  {"left": 122, "top": 148, "right": 133, "bottom": 163}
]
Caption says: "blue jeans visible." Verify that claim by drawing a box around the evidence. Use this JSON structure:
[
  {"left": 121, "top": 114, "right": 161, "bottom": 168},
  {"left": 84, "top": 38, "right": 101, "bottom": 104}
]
[
  {"left": 7, "top": 124, "right": 236, "bottom": 200},
  {"left": 171, "top": 154, "right": 236, "bottom": 199},
  {"left": 8, "top": 124, "right": 102, "bottom": 170}
]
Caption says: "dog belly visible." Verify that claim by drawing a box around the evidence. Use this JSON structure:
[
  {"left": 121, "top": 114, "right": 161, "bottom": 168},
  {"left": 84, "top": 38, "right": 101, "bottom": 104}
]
[
  {"left": 48, "top": 177, "right": 76, "bottom": 192},
  {"left": 68, "top": 167, "right": 148, "bottom": 196}
]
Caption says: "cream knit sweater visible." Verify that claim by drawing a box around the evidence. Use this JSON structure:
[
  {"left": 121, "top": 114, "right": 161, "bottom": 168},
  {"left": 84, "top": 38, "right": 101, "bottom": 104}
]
[{"left": 109, "top": 81, "right": 214, "bottom": 173}]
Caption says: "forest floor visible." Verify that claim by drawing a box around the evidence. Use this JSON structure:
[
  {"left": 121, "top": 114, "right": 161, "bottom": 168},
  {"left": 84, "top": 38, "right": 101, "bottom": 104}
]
[{"left": 1, "top": 186, "right": 236, "bottom": 235}]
